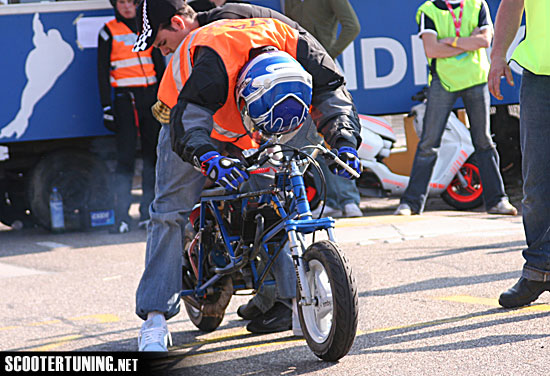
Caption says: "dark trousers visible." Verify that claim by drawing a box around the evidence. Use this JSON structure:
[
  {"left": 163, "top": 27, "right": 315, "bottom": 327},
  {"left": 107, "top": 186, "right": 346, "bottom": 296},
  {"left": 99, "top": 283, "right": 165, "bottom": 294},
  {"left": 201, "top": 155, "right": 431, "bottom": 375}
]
[
  {"left": 519, "top": 70, "right": 550, "bottom": 279},
  {"left": 112, "top": 85, "right": 161, "bottom": 223},
  {"left": 400, "top": 75, "right": 507, "bottom": 213}
]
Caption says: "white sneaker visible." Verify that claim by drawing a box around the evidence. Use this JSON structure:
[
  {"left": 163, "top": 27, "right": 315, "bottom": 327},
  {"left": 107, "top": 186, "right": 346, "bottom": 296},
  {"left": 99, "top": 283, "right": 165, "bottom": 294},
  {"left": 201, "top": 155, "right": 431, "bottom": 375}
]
[
  {"left": 292, "top": 299, "right": 303, "bottom": 337},
  {"left": 109, "top": 220, "right": 130, "bottom": 234},
  {"left": 138, "top": 315, "right": 172, "bottom": 352},
  {"left": 344, "top": 203, "right": 363, "bottom": 217},
  {"left": 394, "top": 203, "right": 412, "bottom": 216},
  {"left": 487, "top": 198, "right": 518, "bottom": 216},
  {"left": 311, "top": 203, "right": 343, "bottom": 218}
]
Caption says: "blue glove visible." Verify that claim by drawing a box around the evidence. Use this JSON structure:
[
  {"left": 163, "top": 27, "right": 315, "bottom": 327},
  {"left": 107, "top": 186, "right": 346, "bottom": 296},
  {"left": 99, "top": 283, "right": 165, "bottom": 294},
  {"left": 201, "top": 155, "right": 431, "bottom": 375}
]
[
  {"left": 330, "top": 146, "right": 362, "bottom": 179},
  {"left": 199, "top": 151, "right": 249, "bottom": 191}
]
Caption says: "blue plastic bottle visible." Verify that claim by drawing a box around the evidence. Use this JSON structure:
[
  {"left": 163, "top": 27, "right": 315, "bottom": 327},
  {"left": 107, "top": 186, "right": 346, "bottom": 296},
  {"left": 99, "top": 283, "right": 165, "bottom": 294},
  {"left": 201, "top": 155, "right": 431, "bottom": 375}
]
[{"left": 49, "top": 187, "right": 65, "bottom": 232}]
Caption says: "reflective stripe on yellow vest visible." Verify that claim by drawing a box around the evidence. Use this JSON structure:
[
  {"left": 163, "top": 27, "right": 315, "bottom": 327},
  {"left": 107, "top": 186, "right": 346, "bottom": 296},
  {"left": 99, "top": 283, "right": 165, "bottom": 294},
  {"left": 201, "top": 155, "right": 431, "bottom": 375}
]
[
  {"left": 511, "top": 0, "right": 550, "bottom": 75},
  {"left": 416, "top": 0, "right": 490, "bottom": 92},
  {"left": 106, "top": 19, "right": 157, "bottom": 87},
  {"left": 157, "top": 18, "right": 300, "bottom": 150}
]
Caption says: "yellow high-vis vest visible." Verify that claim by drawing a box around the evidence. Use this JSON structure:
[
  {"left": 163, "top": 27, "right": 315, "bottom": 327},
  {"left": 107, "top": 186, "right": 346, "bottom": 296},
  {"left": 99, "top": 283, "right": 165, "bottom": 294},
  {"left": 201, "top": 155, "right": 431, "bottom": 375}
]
[
  {"left": 511, "top": 0, "right": 550, "bottom": 75},
  {"left": 416, "top": 0, "right": 490, "bottom": 92}
]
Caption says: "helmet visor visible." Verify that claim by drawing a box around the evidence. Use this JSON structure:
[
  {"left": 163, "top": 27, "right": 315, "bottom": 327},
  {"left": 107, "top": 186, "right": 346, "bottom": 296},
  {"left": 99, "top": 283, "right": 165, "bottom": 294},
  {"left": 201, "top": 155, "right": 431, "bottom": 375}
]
[{"left": 251, "top": 93, "right": 309, "bottom": 135}]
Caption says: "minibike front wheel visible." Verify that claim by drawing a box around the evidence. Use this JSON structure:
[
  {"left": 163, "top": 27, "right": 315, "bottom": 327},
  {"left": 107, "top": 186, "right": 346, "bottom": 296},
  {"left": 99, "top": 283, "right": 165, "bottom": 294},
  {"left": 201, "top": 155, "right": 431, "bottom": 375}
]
[{"left": 297, "top": 240, "right": 358, "bottom": 361}]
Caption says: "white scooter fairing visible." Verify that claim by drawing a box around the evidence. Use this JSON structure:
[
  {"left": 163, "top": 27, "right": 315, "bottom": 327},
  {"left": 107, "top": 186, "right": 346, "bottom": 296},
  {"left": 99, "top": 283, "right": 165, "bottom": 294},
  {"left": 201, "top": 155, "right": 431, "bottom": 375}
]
[{"left": 357, "top": 104, "right": 475, "bottom": 197}]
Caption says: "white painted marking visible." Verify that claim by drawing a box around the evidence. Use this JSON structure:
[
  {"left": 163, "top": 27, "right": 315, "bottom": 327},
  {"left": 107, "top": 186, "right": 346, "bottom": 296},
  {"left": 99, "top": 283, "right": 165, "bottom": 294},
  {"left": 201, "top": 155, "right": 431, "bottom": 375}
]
[
  {"left": 0, "top": 262, "right": 49, "bottom": 279},
  {"left": 36, "top": 241, "right": 69, "bottom": 249},
  {"left": 102, "top": 275, "right": 122, "bottom": 281}
]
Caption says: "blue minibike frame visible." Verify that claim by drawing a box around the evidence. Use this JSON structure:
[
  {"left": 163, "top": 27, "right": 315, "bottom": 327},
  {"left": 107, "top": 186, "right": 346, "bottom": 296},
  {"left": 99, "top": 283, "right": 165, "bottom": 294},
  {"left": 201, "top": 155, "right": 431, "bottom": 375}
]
[{"left": 179, "top": 146, "right": 340, "bottom": 307}]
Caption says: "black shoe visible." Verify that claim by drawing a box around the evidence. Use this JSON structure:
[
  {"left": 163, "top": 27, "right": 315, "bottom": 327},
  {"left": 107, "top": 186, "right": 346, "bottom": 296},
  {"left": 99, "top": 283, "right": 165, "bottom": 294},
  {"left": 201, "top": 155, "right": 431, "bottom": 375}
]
[
  {"left": 237, "top": 301, "right": 262, "bottom": 320},
  {"left": 246, "top": 302, "right": 292, "bottom": 334},
  {"left": 499, "top": 277, "right": 550, "bottom": 308}
]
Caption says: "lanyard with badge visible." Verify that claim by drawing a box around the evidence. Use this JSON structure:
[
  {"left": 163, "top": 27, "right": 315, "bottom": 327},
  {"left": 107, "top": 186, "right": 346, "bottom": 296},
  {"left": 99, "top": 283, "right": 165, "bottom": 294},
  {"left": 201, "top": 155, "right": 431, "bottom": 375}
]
[
  {"left": 444, "top": 0, "right": 465, "bottom": 37},
  {"left": 445, "top": 0, "right": 466, "bottom": 59}
]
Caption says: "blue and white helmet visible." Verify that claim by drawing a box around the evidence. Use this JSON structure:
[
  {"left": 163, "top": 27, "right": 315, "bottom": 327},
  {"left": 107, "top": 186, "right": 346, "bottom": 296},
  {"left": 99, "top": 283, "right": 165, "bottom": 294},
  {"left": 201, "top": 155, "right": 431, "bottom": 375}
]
[{"left": 236, "top": 50, "right": 313, "bottom": 137}]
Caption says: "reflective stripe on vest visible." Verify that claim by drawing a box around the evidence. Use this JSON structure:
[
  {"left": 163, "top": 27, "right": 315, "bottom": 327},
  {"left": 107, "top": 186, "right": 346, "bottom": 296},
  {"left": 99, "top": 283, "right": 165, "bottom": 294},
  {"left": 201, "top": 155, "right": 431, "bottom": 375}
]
[
  {"left": 111, "top": 56, "right": 153, "bottom": 69},
  {"left": 511, "top": 0, "right": 550, "bottom": 75},
  {"left": 106, "top": 19, "right": 157, "bottom": 88},
  {"left": 157, "top": 18, "right": 300, "bottom": 149},
  {"left": 417, "top": 0, "right": 490, "bottom": 92}
]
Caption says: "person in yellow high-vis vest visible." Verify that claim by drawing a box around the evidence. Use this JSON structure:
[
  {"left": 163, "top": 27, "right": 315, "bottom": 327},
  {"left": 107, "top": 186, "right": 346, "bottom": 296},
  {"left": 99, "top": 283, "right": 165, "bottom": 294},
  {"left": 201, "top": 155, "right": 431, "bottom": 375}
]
[
  {"left": 97, "top": 0, "right": 164, "bottom": 233},
  {"left": 488, "top": 0, "right": 550, "bottom": 308},
  {"left": 131, "top": 0, "right": 362, "bottom": 351},
  {"left": 394, "top": 0, "right": 517, "bottom": 217}
]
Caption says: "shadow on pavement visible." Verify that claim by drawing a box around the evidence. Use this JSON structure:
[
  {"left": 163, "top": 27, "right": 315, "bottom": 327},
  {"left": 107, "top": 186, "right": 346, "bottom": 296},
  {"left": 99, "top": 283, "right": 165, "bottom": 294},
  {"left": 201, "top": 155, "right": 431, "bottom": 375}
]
[
  {"left": 0, "top": 225, "right": 146, "bottom": 258},
  {"left": 354, "top": 308, "right": 550, "bottom": 354},
  {"left": 75, "top": 320, "right": 335, "bottom": 376},
  {"left": 361, "top": 270, "right": 521, "bottom": 297},
  {"left": 399, "top": 240, "right": 525, "bottom": 262}
]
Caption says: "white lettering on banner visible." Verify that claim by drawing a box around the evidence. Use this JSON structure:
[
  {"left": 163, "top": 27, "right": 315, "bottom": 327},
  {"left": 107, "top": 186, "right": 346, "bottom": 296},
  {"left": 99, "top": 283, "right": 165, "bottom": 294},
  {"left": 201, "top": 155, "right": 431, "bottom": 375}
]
[
  {"left": 331, "top": 27, "right": 525, "bottom": 93},
  {"left": 338, "top": 44, "right": 357, "bottom": 90},
  {"left": 361, "top": 37, "right": 407, "bottom": 89},
  {"left": 91, "top": 211, "right": 109, "bottom": 220},
  {"left": 411, "top": 35, "right": 429, "bottom": 86}
]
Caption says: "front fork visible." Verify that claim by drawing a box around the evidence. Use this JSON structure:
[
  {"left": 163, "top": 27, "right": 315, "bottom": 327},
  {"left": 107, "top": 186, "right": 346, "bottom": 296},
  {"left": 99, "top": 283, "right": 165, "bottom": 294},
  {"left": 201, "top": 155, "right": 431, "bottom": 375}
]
[
  {"left": 286, "top": 158, "right": 337, "bottom": 306},
  {"left": 287, "top": 227, "right": 336, "bottom": 306}
]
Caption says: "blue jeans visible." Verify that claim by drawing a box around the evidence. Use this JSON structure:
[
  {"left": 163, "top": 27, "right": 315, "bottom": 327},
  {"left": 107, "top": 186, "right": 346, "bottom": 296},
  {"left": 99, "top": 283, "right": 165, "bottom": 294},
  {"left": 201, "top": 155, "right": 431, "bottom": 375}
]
[
  {"left": 135, "top": 125, "right": 296, "bottom": 320},
  {"left": 304, "top": 125, "right": 360, "bottom": 209},
  {"left": 317, "top": 157, "right": 361, "bottom": 209},
  {"left": 519, "top": 70, "right": 550, "bottom": 281},
  {"left": 400, "top": 75, "right": 507, "bottom": 213}
]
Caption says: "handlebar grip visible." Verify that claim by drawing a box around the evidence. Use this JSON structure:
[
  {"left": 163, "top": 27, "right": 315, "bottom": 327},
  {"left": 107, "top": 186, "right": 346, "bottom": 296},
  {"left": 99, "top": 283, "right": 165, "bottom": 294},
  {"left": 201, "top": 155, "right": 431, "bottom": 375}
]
[
  {"left": 333, "top": 156, "right": 361, "bottom": 178},
  {"left": 325, "top": 149, "right": 361, "bottom": 179}
]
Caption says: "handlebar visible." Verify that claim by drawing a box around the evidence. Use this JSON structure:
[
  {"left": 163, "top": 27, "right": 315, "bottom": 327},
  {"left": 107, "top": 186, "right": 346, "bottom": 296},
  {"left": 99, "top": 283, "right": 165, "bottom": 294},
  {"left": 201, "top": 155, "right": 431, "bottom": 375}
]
[
  {"left": 322, "top": 147, "right": 361, "bottom": 179},
  {"left": 245, "top": 143, "right": 360, "bottom": 179}
]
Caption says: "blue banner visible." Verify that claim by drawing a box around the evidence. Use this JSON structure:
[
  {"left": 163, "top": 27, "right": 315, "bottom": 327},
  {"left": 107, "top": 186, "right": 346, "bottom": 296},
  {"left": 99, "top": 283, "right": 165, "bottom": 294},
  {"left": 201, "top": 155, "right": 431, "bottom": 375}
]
[
  {"left": 0, "top": 6, "right": 114, "bottom": 143},
  {"left": 0, "top": 0, "right": 521, "bottom": 144},
  {"left": 254, "top": 0, "right": 521, "bottom": 115}
]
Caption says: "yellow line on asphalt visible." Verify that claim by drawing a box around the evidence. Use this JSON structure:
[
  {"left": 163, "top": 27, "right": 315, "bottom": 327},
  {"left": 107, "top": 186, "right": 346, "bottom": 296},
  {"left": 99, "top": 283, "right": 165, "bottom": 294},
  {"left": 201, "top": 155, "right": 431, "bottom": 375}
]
[
  {"left": 437, "top": 295, "right": 500, "bottom": 307},
  {"left": 0, "top": 314, "right": 120, "bottom": 331},
  {"left": 174, "top": 293, "right": 550, "bottom": 360},
  {"left": 179, "top": 296, "right": 550, "bottom": 358},
  {"left": 172, "top": 328, "right": 250, "bottom": 350},
  {"left": 172, "top": 329, "right": 365, "bottom": 358},
  {"left": 71, "top": 314, "right": 120, "bottom": 323},
  {"left": 520, "top": 304, "right": 550, "bottom": 312},
  {"left": 334, "top": 215, "right": 425, "bottom": 228},
  {"left": 183, "top": 337, "right": 304, "bottom": 358},
  {"left": 7, "top": 315, "right": 119, "bottom": 351},
  {"left": 0, "top": 326, "right": 18, "bottom": 332},
  {"left": 437, "top": 295, "right": 550, "bottom": 311},
  {"left": 29, "top": 320, "right": 61, "bottom": 327},
  {"left": 365, "top": 317, "right": 467, "bottom": 334},
  {"left": 361, "top": 296, "right": 550, "bottom": 340},
  {"left": 29, "top": 335, "right": 83, "bottom": 351}
]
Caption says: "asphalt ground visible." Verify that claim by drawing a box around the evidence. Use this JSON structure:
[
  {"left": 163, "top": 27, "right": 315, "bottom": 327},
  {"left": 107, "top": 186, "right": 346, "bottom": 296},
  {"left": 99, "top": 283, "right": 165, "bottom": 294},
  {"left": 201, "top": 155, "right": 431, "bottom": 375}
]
[{"left": 1, "top": 181, "right": 549, "bottom": 375}]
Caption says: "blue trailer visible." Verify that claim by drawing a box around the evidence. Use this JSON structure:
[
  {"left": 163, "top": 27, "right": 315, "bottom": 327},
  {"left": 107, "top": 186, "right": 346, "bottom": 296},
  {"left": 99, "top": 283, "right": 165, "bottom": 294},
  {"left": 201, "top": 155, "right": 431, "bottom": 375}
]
[
  {"left": 0, "top": 0, "right": 522, "bottom": 229},
  {"left": 0, "top": 1, "right": 118, "bottom": 230}
]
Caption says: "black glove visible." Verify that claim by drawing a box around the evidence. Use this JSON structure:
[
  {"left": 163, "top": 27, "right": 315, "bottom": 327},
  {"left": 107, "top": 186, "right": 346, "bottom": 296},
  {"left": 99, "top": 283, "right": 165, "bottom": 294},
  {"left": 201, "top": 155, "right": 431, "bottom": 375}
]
[{"left": 103, "top": 106, "right": 117, "bottom": 133}]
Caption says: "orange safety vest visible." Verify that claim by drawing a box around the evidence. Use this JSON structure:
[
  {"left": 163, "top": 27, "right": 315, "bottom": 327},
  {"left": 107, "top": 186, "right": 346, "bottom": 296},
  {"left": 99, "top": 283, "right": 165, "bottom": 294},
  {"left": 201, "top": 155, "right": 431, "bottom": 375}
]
[
  {"left": 106, "top": 19, "right": 157, "bottom": 88},
  {"left": 158, "top": 18, "right": 300, "bottom": 150}
]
